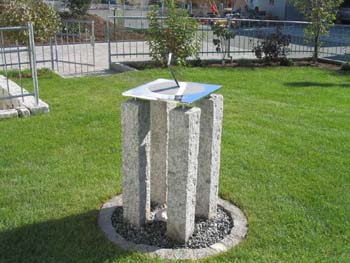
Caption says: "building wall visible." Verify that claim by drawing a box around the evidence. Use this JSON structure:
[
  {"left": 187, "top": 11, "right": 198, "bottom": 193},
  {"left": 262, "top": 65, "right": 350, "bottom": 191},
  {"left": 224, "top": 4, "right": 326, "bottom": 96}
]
[
  {"left": 248, "top": 0, "right": 288, "bottom": 19},
  {"left": 285, "top": 3, "right": 304, "bottom": 21}
]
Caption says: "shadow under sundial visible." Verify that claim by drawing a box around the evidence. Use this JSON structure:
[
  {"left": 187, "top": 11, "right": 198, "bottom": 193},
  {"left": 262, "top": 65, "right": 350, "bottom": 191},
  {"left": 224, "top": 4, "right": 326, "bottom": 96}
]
[{"left": 149, "top": 81, "right": 206, "bottom": 95}]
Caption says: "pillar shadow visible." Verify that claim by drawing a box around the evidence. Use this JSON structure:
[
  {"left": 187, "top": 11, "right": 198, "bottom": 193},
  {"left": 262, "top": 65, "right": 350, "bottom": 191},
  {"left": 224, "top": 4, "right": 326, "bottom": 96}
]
[
  {"left": 0, "top": 210, "right": 132, "bottom": 263},
  {"left": 284, "top": 82, "right": 350, "bottom": 88}
]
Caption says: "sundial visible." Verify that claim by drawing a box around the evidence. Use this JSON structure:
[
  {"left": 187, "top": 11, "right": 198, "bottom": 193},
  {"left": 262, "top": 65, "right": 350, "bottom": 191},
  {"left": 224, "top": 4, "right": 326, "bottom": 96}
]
[
  {"left": 122, "top": 54, "right": 222, "bottom": 104},
  {"left": 117, "top": 53, "right": 228, "bottom": 247},
  {"left": 100, "top": 55, "right": 248, "bottom": 258}
]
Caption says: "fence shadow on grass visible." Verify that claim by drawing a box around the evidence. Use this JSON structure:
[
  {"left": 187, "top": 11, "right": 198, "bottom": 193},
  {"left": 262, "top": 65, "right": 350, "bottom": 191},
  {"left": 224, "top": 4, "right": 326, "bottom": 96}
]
[
  {"left": 0, "top": 210, "right": 132, "bottom": 263},
  {"left": 284, "top": 82, "right": 350, "bottom": 88}
]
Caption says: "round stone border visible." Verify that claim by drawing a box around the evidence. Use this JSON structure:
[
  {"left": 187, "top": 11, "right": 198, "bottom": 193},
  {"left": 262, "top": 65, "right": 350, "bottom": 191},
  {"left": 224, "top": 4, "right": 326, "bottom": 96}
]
[{"left": 98, "top": 194, "right": 248, "bottom": 260}]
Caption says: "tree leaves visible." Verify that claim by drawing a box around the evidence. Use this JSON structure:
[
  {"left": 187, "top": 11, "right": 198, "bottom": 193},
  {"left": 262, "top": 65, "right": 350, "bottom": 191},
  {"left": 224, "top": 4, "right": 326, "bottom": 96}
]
[
  {"left": 288, "top": 0, "right": 344, "bottom": 59},
  {"left": 147, "top": 3, "right": 202, "bottom": 66},
  {"left": 0, "top": 0, "right": 61, "bottom": 44}
]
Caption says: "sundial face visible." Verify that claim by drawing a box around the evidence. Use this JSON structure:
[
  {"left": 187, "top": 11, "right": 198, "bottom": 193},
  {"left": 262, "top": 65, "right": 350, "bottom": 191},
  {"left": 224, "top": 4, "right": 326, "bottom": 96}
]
[
  {"left": 123, "top": 53, "right": 221, "bottom": 104},
  {"left": 122, "top": 78, "right": 221, "bottom": 104},
  {"left": 148, "top": 81, "right": 206, "bottom": 95}
]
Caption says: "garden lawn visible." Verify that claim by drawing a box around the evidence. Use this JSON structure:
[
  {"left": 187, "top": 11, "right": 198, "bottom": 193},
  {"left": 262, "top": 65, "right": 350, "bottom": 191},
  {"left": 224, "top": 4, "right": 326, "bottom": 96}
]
[{"left": 0, "top": 67, "right": 349, "bottom": 263}]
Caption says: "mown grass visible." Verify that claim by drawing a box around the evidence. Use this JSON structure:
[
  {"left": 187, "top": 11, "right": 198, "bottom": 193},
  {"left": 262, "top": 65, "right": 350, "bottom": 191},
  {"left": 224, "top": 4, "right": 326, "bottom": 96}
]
[{"left": 0, "top": 67, "right": 349, "bottom": 263}]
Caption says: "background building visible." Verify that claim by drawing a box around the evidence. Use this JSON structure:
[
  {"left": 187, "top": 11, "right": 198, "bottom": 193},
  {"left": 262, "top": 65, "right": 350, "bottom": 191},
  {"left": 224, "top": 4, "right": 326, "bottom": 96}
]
[{"left": 248, "top": 0, "right": 303, "bottom": 20}]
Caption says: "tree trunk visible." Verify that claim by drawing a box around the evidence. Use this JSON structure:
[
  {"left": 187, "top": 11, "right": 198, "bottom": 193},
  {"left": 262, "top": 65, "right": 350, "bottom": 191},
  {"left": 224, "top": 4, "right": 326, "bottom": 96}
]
[{"left": 313, "top": 31, "right": 320, "bottom": 63}]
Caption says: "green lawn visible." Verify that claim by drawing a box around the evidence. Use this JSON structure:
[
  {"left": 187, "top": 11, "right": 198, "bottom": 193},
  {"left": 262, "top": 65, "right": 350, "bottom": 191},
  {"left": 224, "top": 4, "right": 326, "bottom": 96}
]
[{"left": 0, "top": 67, "right": 349, "bottom": 263}]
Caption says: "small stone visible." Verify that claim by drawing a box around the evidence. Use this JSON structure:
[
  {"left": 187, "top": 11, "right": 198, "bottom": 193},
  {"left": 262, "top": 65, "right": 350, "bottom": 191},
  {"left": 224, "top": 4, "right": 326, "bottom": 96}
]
[
  {"left": 154, "top": 208, "right": 167, "bottom": 222},
  {"left": 16, "top": 107, "right": 30, "bottom": 118},
  {"left": 111, "top": 205, "right": 233, "bottom": 249}
]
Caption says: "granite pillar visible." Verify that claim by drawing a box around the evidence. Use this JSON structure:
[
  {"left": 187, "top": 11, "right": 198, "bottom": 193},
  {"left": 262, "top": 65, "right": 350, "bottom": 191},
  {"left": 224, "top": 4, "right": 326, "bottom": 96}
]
[
  {"left": 121, "top": 99, "right": 151, "bottom": 227},
  {"left": 167, "top": 107, "right": 201, "bottom": 242},
  {"left": 196, "top": 94, "right": 224, "bottom": 219},
  {"left": 150, "top": 101, "right": 176, "bottom": 205}
]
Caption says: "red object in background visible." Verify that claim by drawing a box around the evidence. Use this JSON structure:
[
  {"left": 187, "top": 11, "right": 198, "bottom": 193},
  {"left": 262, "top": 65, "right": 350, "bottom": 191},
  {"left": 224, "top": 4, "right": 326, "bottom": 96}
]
[
  {"left": 209, "top": 0, "right": 219, "bottom": 14},
  {"left": 212, "top": 5, "right": 218, "bottom": 14}
]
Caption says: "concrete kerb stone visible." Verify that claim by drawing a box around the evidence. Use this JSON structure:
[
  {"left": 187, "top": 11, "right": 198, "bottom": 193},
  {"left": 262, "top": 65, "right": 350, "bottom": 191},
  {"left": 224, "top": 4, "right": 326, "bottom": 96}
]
[
  {"left": 110, "top": 62, "right": 137, "bottom": 73},
  {"left": 0, "top": 74, "right": 49, "bottom": 118},
  {"left": 98, "top": 194, "right": 248, "bottom": 260},
  {"left": 0, "top": 109, "right": 18, "bottom": 119}
]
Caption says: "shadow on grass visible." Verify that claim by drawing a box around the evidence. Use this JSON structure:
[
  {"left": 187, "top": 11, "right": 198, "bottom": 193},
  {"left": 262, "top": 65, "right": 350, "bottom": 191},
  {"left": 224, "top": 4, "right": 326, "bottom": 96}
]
[
  {"left": 0, "top": 210, "right": 132, "bottom": 263},
  {"left": 284, "top": 82, "right": 350, "bottom": 88},
  {"left": 329, "top": 70, "right": 350, "bottom": 77}
]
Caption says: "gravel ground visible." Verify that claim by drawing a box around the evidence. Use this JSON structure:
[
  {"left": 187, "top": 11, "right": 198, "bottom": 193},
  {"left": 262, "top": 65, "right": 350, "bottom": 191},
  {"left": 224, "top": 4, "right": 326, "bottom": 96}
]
[{"left": 111, "top": 205, "right": 233, "bottom": 249}]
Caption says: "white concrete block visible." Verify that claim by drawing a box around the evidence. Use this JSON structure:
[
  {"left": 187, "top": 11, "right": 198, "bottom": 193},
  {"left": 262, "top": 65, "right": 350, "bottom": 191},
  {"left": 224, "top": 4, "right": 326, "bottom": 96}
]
[{"left": 0, "top": 109, "right": 18, "bottom": 119}]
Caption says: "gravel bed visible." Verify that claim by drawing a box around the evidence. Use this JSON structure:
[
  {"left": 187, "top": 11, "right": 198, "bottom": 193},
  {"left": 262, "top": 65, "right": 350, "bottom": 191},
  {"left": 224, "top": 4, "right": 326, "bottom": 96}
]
[{"left": 111, "top": 205, "right": 233, "bottom": 249}]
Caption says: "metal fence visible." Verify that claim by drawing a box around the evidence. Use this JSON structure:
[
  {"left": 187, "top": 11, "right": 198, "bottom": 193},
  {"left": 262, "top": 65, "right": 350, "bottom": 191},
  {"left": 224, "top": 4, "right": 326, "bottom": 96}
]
[
  {"left": 0, "top": 20, "right": 96, "bottom": 77},
  {"left": 106, "top": 16, "right": 350, "bottom": 66},
  {"left": 0, "top": 22, "right": 39, "bottom": 109},
  {"left": 51, "top": 19, "right": 96, "bottom": 75}
]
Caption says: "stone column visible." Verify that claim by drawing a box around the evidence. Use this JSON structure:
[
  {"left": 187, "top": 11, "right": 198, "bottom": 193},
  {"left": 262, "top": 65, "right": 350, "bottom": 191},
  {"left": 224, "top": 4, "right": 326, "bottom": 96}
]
[
  {"left": 167, "top": 107, "right": 201, "bottom": 242},
  {"left": 196, "top": 94, "right": 224, "bottom": 219},
  {"left": 121, "top": 99, "right": 151, "bottom": 228},
  {"left": 150, "top": 101, "right": 176, "bottom": 205}
]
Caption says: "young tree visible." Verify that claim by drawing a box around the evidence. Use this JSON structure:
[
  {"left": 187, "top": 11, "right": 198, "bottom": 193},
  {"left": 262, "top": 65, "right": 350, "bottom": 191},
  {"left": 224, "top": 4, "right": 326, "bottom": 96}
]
[
  {"left": 147, "top": 0, "right": 201, "bottom": 66},
  {"left": 289, "top": 0, "right": 344, "bottom": 62},
  {"left": 211, "top": 22, "right": 236, "bottom": 64}
]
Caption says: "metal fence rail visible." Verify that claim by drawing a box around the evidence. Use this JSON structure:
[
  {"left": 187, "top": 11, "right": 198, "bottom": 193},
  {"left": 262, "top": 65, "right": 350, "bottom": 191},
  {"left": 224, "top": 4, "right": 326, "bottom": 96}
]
[
  {"left": 107, "top": 16, "right": 350, "bottom": 66},
  {"left": 52, "top": 19, "right": 96, "bottom": 75},
  {"left": 0, "top": 22, "right": 39, "bottom": 109}
]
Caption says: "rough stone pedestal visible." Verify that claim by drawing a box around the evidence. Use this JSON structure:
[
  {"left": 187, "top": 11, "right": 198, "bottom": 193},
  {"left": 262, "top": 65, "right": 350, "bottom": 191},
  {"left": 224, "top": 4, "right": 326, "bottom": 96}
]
[
  {"left": 196, "top": 94, "right": 224, "bottom": 219},
  {"left": 167, "top": 107, "right": 201, "bottom": 242},
  {"left": 121, "top": 99, "right": 151, "bottom": 227},
  {"left": 150, "top": 101, "right": 176, "bottom": 205}
]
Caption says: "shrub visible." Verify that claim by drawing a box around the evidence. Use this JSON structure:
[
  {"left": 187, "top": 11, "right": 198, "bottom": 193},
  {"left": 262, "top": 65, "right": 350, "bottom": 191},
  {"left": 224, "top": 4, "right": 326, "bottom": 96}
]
[
  {"left": 67, "top": 0, "right": 92, "bottom": 16},
  {"left": 252, "top": 28, "right": 291, "bottom": 64},
  {"left": 147, "top": 0, "right": 201, "bottom": 66},
  {"left": 280, "top": 58, "right": 294, "bottom": 67},
  {"left": 340, "top": 62, "right": 350, "bottom": 71},
  {"left": 0, "top": 0, "right": 61, "bottom": 43},
  {"left": 0, "top": 1, "right": 4, "bottom": 15},
  {"left": 236, "top": 59, "right": 254, "bottom": 67},
  {"left": 342, "top": 49, "right": 350, "bottom": 71}
]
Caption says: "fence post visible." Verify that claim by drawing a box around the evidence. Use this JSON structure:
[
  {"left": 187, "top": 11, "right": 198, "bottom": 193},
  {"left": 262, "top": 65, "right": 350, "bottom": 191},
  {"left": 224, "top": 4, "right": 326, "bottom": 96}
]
[
  {"left": 0, "top": 31, "right": 10, "bottom": 95},
  {"left": 91, "top": 20, "right": 96, "bottom": 72},
  {"left": 28, "top": 21, "right": 39, "bottom": 106},
  {"left": 107, "top": 17, "right": 112, "bottom": 70},
  {"left": 50, "top": 38, "right": 55, "bottom": 71},
  {"left": 113, "top": 8, "right": 116, "bottom": 41}
]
